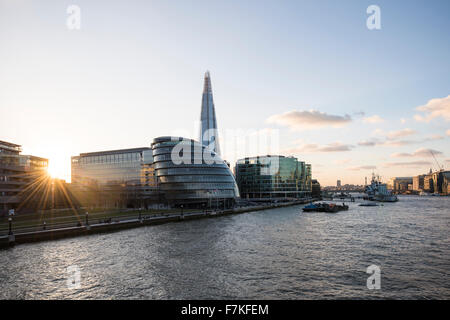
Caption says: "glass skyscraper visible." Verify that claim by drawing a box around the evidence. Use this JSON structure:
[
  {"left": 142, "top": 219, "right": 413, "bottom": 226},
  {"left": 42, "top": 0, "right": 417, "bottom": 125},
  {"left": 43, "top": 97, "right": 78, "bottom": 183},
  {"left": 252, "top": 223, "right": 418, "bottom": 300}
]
[{"left": 199, "top": 71, "right": 220, "bottom": 155}]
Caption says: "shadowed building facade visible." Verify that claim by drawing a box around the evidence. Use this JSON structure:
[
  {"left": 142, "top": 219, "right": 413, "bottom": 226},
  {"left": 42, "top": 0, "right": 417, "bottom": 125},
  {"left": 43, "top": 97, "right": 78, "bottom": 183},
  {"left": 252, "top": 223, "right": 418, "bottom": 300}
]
[
  {"left": 71, "top": 147, "right": 159, "bottom": 208},
  {"left": 0, "top": 140, "right": 49, "bottom": 214}
]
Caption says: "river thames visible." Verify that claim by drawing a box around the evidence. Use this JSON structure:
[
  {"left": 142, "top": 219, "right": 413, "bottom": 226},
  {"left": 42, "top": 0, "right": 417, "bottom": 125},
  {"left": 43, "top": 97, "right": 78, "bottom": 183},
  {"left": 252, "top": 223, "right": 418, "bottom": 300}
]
[{"left": 0, "top": 195, "right": 449, "bottom": 299}]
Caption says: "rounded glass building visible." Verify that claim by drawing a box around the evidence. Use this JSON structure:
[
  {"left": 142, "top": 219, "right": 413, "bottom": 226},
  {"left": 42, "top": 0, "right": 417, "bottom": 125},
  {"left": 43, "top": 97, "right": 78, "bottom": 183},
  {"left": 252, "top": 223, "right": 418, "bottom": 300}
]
[{"left": 151, "top": 137, "right": 239, "bottom": 208}]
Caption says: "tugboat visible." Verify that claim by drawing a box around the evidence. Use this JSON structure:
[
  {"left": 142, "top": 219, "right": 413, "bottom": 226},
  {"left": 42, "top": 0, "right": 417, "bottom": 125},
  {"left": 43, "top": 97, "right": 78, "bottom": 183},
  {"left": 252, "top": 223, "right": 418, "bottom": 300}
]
[{"left": 365, "top": 173, "right": 398, "bottom": 202}]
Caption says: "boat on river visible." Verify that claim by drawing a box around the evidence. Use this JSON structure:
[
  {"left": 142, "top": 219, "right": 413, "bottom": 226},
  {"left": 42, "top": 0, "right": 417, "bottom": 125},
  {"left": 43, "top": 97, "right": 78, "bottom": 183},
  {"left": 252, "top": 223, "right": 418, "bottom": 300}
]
[
  {"left": 302, "top": 202, "right": 348, "bottom": 213},
  {"left": 364, "top": 173, "right": 398, "bottom": 202},
  {"left": 359, "top": 202, "right": 378, "bottom": 207}
]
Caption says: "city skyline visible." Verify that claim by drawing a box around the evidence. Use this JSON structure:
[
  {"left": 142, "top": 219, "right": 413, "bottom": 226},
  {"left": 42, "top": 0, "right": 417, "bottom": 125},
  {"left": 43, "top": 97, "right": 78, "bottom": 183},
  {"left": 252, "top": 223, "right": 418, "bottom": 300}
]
[{"left": 1, "top": 0, "right": 449, "bottom": 186}]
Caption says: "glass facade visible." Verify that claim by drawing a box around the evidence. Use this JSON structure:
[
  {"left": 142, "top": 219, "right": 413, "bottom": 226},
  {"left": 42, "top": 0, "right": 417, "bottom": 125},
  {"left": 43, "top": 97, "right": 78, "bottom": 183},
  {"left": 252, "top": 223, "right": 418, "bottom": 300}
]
[
  {"left": 199, "top": 71, "right": 220, "bottom": 155},
  {"left": 71, "top": 147, "right": 159, "bottom": 208},
  {"left": 235, "top": 155, "right": 312, "bottom": 200},
  {"left": 152, "top": 136, "right": 239, "bottom": 208}
]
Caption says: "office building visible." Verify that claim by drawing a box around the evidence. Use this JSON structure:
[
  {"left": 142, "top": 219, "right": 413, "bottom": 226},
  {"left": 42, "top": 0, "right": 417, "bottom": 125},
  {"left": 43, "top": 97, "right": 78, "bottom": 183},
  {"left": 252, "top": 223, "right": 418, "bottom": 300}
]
[
  {"left": 0, "top": 140, "right": 48, "bottom": 214},
  {"left": 71, "top": 147, "right": 159, "bottom": 208},
  {"left": 442, "top": 171, "right": 450, "bottom": 195},
  {"left": 432, "top": 170, "right": 450, "bottom": 195},
  {"left": 413, "top": 175, "right": 425, "bottom": 192},
  {"left": 235, "top": 155, "right": 312, "bottom": 201},
  {"left": 391, "top": 177, "right": 413, "bottom": 193}
]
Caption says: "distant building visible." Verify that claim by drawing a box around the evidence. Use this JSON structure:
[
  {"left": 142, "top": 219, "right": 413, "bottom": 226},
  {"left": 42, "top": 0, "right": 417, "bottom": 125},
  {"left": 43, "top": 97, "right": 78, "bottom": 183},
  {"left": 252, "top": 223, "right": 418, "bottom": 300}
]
[
  {"left": 424, "top": 170, "right": 434, "bottom": 193},
  {"left": 420, "top": 169, "right": 450, "bottom": 195},
  {"left": 442, "top": 172, "right": 450, "bottom": 195},
  {"left": 0, "top": 140, "right": 48, "bottom": 214},
  {"left": 413, "top": 175, "right": 425, "bottom": 192},
  {"left": 311, "top": 179, "right": 321, "bottom": 198},
  {"left": 432, "top": 170, "right": 449, "bottom": 195},
  {"left": 391, "top": 177, "right": 413, "bottom": 193},
  {"left": 71, "top": 147, "right": 159, "bottom": 208},
  {"left": 235, "top": 155, "right": 312, "bottom": 201},
  {"left": 337, "top": 180, "right": 341, "bottom": 188},
  {"left": 322, "top": 184, "right": 365, "bottom": 192}
]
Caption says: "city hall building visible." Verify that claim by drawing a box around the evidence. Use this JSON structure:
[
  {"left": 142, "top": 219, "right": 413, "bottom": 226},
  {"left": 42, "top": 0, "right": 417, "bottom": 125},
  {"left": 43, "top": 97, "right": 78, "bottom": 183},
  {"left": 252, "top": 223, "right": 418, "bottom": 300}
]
[{"left": 151, "top": 136, "right": 239, "bottom": 208}]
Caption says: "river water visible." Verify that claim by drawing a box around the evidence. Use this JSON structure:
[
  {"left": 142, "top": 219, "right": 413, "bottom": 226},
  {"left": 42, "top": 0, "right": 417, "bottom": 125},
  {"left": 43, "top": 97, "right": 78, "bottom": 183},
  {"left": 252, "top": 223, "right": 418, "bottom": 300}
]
[{"left": 0, "top": 195, "right": 449, "bottom": 299}]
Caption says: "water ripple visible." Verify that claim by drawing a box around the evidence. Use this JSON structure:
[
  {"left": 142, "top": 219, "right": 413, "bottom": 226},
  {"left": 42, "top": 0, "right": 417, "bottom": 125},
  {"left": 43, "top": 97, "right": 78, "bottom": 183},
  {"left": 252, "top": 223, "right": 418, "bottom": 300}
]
[{"left": 0, "top": 195, "right": 449, "bottom": 299}]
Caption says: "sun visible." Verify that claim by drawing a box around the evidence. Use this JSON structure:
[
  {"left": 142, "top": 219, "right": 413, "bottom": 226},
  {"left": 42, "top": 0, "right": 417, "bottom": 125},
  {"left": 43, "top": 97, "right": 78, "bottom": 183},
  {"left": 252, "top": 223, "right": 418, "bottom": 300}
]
[
  {"left": 47, "top": 165, "right": 58, "bottom": 179},
  {"left": 47, "top": 160, "right": 69, "bottom": 181}
]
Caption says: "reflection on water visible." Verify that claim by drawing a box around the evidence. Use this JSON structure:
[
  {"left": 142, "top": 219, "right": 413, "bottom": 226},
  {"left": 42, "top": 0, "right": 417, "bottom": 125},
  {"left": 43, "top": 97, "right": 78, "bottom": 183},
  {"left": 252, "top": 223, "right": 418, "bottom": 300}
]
[{"left": 0, "top": 196, "right": 449, "bottom": 299}]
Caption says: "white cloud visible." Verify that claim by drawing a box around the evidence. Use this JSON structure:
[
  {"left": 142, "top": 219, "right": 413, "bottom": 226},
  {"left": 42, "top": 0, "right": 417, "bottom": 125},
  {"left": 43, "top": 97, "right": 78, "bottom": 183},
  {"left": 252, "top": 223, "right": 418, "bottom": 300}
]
[
  {"left": 284, "top": 141, "right": 353, "bottom": 154},
  {"left": 447, "top": 129, "right": 450, "bottom": 136},
  {"left": 347, "top": 165, "right": 377, "bottom": 171},
  {"left": 334, "top": 158, "right": 352, "bottom": 165},
  {"left": 386, "top": 128, "right": 416, "bottom": 139},
  {"left": 371, "top": 128, "right": 385, "bottom": 136},
  {"left": 424, "top": 134, "right": 444, "bottom": 141},
  {"left": 358, "top": 138, "right": 418, "bottom": 147},
  {"left": 383, "top": 161, "right": 432, "bottom": 168},
  {"left": 382, "top": 139, "right": 418, "bottom": 147},
  {"left": 363, "top": 115, "right": 384, "bottom": 124},
  {"left": 358, "top": 131, "right": 445, "bottom": 148},
  {"left": 358, "top": 139, "right": 381, "bottom": 147},
  {"left": 400, "top": 118, "right": 406, "bottom": 124},
  {"left": 391, "top": 148, "right": 443, "bottom": 158},
  {"left": 414, "top": 95, "right": 450, "bottom": 122},
  {"left": 267, "top": 110, "right": 352, "bottom": 130}
]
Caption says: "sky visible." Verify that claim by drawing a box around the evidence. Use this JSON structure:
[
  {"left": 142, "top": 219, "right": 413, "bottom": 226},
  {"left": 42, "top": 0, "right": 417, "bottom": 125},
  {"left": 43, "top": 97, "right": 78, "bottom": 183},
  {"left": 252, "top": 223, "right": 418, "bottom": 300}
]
[{"left": 0, "top": 0, "right": 449, "bottom": 186}]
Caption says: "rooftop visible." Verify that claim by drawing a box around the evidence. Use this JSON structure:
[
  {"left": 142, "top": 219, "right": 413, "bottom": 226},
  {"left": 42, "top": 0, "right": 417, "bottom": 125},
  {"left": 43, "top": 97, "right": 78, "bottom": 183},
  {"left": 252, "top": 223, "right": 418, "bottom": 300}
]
[
  {"left": 0, "top": 140, "right": 22, "bottom": 153},
  {"left": 78, "top": 147, "right": 151, "bottom": 157}
]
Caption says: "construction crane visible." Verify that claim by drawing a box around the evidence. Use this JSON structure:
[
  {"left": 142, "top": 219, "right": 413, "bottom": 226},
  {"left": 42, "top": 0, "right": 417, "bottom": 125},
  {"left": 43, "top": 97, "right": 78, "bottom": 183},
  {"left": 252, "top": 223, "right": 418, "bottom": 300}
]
[{"left": 430, "top": 150, "right": 444, "bottom": 172}]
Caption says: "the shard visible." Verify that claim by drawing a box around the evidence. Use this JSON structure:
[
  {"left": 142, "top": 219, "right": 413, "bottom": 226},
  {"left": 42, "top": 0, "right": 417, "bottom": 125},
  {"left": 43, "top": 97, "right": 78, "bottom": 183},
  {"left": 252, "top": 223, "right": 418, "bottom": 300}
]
[{"left": 199, "top": 71, "right": 220, "bottom": 155}]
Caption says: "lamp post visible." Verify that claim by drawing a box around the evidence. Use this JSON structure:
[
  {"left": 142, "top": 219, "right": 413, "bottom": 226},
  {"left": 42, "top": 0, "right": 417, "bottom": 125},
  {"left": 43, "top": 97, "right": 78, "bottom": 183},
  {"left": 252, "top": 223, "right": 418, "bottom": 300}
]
[
  {"left": 85, "top": 212, "right": 89, "bottom": 226},
  {"left": 180, "top": 204, "right": 184, "bottom": 217},
  {"left": 8, "top": 217, "right": 12, "bottom": 235}
]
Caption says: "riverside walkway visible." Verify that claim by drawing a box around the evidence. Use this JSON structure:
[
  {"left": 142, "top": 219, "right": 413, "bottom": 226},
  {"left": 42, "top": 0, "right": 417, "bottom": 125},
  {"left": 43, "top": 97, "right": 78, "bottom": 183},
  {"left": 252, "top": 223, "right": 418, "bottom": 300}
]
[{"left": 0, "top": 198, "right": 317, "bottom": 248}]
